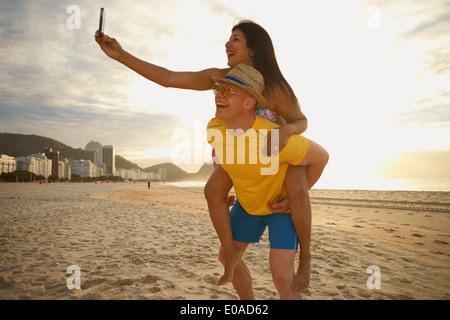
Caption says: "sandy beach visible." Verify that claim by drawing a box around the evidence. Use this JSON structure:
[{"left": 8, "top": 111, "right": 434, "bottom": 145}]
[{"left": 0, "top": 182, "right": 449, "bottom": 300}]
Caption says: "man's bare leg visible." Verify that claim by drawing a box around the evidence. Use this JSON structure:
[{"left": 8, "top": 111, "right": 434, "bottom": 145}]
[{"left": 270, "top": 248, "right": 303, "bottom": 300}]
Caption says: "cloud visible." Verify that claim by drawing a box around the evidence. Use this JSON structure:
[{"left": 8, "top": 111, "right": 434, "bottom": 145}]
[
  {"left": 359, "top": 0, "right": 450, "bottom": 76},
  {"left": 398, "top": 7, "right": 450, "bottom": 76},
  {"left": 203, "top": 1, "right": 241, "bottom": 21},
  {"left": 394, "top": 103, "right": 450, "bottom": 127},
  {"left": 0, "top": 101, "right": 183, "bottom": 152},
  {"left": 0, "top": 0, "right": 192, "bottom": 155},
  {"left": 423, "top": 45, "right": 450, "bottom": 75},
  {"left": 397, "top": 8, "right": 450, "bottom": 42}
]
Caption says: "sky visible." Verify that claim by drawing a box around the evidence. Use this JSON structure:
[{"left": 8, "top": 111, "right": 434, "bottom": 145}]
[{"left": 0, "top": 0, "right": 449, "bottom": 189}]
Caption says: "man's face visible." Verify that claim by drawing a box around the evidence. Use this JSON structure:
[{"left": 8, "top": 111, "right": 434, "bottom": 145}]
[{"left": 214, "top": 82, "right": 253, "bottom": 121}]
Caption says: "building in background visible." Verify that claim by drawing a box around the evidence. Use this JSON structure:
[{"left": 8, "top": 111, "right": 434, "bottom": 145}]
[
  {"left": 0, "top": 154, "right": 16, "bottom": 174},
  {"left": 31, "top": 153, "right": 52, "bottom": 178},
  {"left": 43, "top": 148, "right": 59, "bottom": 177},
  {"left": 102, "top": 145, "right": 115, "bottom": 176},
  {"left": 94, "top": 150, "right": 102, "bottom": 166},
  {"left": 63, "top": 158, "right": 71, "bottom": 179},
  {"left": 16, "top": 154, "right": 52, "bottom": 178},
  {"left": 94, "top": 163, "right": 103, "bottom": 177},
  {"left": 117, "top": 168, "right": 150, "bottom": 181},
  {"left": 58, "top": 159, "right": 71, "bottom": 179},
  {"left": 58, "top": 161, "right": 65, "bottom": 179},
  {"left": 70, "top": 159, "right": 95, "bottom": 178}
]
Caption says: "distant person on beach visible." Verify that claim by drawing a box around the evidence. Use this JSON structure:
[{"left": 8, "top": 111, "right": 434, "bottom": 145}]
[
  {"left": 206, "top": 64, "right": 328, "bottom": 299},
  {"left": 147, "top": 179, "right": 151, "bottom": 190},
  {"left": 96, "top": 20, "right": 317, "bottom": 291}
]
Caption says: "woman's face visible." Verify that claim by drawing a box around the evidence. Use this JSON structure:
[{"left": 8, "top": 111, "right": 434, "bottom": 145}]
[{"left": 225, "top": 29, "right": 254, "bottom": 68}]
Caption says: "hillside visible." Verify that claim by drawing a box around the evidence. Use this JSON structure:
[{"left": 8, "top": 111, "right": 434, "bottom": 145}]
[
  {"left": 0, "top": 133, "right": 93, "bottom": 161},
  {"left": 191, "top": 162, "right": 214, "bottom": 181},
  {"left": 144, "top": 163, "right": 189, "bottom": 181},
  {"left": 0, "top": 133, "right": 212, "bottom": 180},
  {"left": 0, "top": 133, "right": 138, "bottom": 170},
  {"left": 144, "top": 162, "right": 214, "bottom": 181}
]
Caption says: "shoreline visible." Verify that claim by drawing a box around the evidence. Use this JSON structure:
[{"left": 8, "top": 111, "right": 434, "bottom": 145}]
[{"left": 1, "top": 183, "right": 449, "bottom": 300}]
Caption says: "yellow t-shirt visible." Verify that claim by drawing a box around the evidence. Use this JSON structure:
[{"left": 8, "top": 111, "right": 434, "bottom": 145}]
[{"left": 207, "top": 115, "right": 309, "bottom": 216}]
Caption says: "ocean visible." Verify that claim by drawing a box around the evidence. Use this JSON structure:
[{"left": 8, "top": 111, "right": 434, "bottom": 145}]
[
  {"left": 168, "top": 177, "right": 450, "bottom": 192},
  {"left": 309, "top": 176, "right": 450, "bottom": 192}
]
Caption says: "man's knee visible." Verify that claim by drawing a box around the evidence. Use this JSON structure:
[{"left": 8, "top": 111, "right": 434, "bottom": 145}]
[{"left": 271, "top": 270, "right": 292, "bottom": 289}]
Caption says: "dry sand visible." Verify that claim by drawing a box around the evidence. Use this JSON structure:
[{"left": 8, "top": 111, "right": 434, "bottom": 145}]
[{"left": 0, "top": 182, "right": 449, "bottom": 300}]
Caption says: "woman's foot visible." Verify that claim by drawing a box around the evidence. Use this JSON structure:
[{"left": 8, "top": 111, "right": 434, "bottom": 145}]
[{"left": 217, "top": 247, "right": 243, "bottom": 286}]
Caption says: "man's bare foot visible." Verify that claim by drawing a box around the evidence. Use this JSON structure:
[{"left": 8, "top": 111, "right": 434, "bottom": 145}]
[
  {"left": 292, "top": 252, "right": 311, "bottom": 292},
  {"left": 217, "top": 248, "right": 242, "bottom": 286}
]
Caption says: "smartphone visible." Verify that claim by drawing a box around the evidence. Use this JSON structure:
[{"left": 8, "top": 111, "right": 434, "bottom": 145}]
[{"left": 99, "top": 8, "right": 105, "bottom": 36}]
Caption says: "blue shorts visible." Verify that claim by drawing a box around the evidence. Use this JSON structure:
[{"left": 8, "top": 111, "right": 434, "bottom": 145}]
[{"left": 230, "top": 200, "right": 299, "bottom": 250}]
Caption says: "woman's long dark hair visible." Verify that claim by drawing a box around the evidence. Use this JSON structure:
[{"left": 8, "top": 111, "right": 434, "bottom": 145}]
[{"left": 232, "top": 20, "right": 298, "bottom": 104}]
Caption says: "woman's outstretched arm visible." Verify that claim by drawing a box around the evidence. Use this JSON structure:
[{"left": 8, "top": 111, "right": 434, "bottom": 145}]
[{"left": 95, "top": 31, "right": 227, "bottom": 90}]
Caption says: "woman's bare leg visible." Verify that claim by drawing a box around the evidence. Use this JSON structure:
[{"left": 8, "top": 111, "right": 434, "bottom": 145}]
[
  {"left": 204, "top": 165, "right": 242, "bottom": 286},
  {"left": 284, "top": 165, "right": 312, "bottom": 292},
  {"left": 285, "top": 143, "right": 328, "bottom": 292},
  {"left": 218, "top": 242, "right": 253, "bottom": 299}
]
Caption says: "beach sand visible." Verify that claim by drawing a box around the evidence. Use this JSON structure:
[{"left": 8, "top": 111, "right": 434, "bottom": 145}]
[{"left": 0, "top": 182, "right": 449, "bottom": 300}]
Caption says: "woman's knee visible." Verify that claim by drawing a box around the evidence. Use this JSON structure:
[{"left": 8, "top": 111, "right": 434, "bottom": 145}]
[
  {"left": 285, "top": 166, "right": 309, "bottom": 198},
  {"left": 204, "top": 178, "right": 217, "bottom": 200},
  {"left": 204, "top": 168, "right": 232, "bottom": 202}
]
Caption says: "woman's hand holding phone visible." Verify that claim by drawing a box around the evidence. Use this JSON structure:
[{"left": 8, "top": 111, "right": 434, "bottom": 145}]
[
  {"left": 95, "top": 31, "right": 125, "bottom": 61},
  {"left": 95, "top": 7, "right": 124, "bottom": 61}
]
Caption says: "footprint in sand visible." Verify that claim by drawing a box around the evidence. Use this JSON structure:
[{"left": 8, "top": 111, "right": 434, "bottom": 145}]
[{"left": 412, "top": 233, "right": 425, "bottom": 238}]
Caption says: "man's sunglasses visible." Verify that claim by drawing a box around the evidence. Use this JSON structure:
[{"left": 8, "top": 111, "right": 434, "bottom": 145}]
[{"left": 212, "top": 83, "right": 244, "bottom": 98}]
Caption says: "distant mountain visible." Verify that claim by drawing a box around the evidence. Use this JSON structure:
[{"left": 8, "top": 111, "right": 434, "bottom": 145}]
[
  {"left": 0, "top": 133, "right": 138, "bottom": 170},
  {"left": 143, "top": 162, "right": 214, "bottom": 181},
  {"left": 115, "top": 155, "right": 141, "bottom": 170},
  {"left": 0, "top": 133, "right": 93, "bottom": 161},
  {"left": 192, "top": 162, "right": 214, "bottom": 181},
  {"left": 0, "top": 133, "right": 212, "bottom": 180},
  {"left": 144, "top": 162, "right": 189, "bottom": 181},
  {"left": 85, "top": 140, "right": 102, "bottom": 152}
]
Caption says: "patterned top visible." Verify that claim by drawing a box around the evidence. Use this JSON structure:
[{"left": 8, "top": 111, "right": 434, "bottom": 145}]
[{"left": 255, "top": 107, "right": 277, "bottom": 123}]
